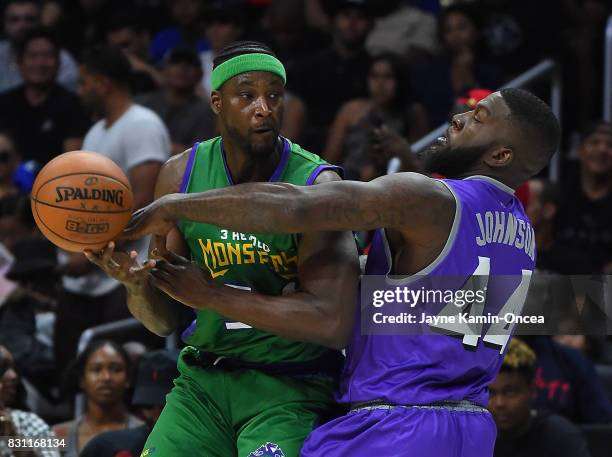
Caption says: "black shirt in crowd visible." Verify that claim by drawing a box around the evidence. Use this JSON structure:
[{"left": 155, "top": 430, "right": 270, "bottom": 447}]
[
  {"left": 288, "top": 48, "right": 371, "bottom": 151},
  {"left": 494, "top": 411, "right": 591, "bottom": 457},
  {"left": 556, "top": 184, "right": 612, "bottom": 273},
  {"left": 0, "top": 84, "right": 90, "bottom": 165},
  {"left": 79, "top": 424, "right": 150, "bottom": 457},
  {"left": 527, "top": 336, "right": 612, "bottom": 424}
]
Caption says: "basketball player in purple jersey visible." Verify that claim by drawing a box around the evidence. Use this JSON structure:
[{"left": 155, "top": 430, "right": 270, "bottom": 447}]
[{"left": 123, "top": 88, "right": 560, "bottom": 456}]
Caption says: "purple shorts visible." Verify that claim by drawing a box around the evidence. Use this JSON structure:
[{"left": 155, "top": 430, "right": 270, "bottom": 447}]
[{"left": 301, "top": 404, "right": 496, "bottom": 457}]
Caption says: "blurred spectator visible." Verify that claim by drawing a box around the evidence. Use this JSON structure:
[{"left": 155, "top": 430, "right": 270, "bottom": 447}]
[
  {"left": 53, "top": 341, "right": 141, "bottom": 456},
  {"left": 137, "top": 47, "right": 214, "bottom": 156},
  {"left": 279, "top": 91, "right": 307, "bottom": 144},
  {"left": 290, "top": 0, "right": 373, "bottom": 152},
  {"left": 79, "top": 350, "right": 179, "bottom": 457},
  {"left": 323, "top": 53, "right": 428, "bottom": 180},
  {"left": 489, "top": 339, "right": 591, "bottom": 457},
  {"left": 0, "top": 345, "right": 59, "bottom": 457},
  {"left": 199, "top": 4, "right": 245, "bottom": 98},
  {"left": 365, "top": 0, "right": 438, "bottom": 60},
  {"left": 55, "top": 46, "right": 169, "bottom": 374},
  {"left": 557, "top": 121, "right": 612, "bottom": 273},
  {"left": 0, "top": 237, "right": 58, "bottom": 400},
  {"left": 40, "top": 0, "right": 61, "bottom": 29},
  {"left": 0, "top": 194, "right": 36, "bottom": 252},
  {"left": 0, "top": 0, "right": 78, "bottom": 93},
  {"left": 304, "top": 0, "right": 332, "bottom": 33},
  {"left": 0, "top": 27, "right": 90, "bottom": 166},
  {"left": 259, "top": 0, "right": 330, "bottom": 75},
  {"left": 122, "top": 342, "right": 148, "bottom": 371},
  {"left": 521, "top": 336, "right": 612, "bottom": 424},
  {"left": 559, "top": 0, "right": 612, "bottom": 130},
  {"left": 150, "top": 0, "right": 208, "bottom": 63},
  {"left": 526, "top": 178, "right": 592, "bottom": 274},
  {"left": 410, "top": 3, "right": 505, "bottom": 127},
  {"left": 0, "top": 345, "right": 26, "bottom": 411},
  {"left": 0, "top": 131, "right": 20, "bottom": 200},
  {"left": 479, "top": 0, "right": 562, "bottom": 77},
  {"left": 105, "top": 10, "right": 162, "bottom": 94}
]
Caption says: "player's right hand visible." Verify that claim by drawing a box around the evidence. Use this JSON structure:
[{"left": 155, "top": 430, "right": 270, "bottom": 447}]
[{"left": 84, "top": 241, "right": 156, "bottom": 292}]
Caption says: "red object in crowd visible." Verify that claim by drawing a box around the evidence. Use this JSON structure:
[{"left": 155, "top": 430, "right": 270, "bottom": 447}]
[
  {"left": 456, "top": 88, "right": 494, "bottom": 109},
  {"left": 515, "top": 181, "right": 529, "bottom": 209}
]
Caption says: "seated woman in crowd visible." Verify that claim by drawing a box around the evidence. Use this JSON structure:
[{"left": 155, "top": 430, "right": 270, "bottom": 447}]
[
  {"left": 0, "top": 344, "right": 59, "bottom": 457},
  {"left": 409, "top": 3, "right": 505, "bottom": 126},
  {"left": 53, "top": 340, "right": 141, "bottom": 456},
  {"left": 323, "top": 52, "right": 428, "bottom": 181}
]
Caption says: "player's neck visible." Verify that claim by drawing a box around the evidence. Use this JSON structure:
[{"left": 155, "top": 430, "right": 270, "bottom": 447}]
[
  {"left": 222, "top": 137, "right": 282, "bottom": 184},
  {"left": 581, "top": 169, "right": 611, "bottom": 200},
  {"left": 85, "top": 401, "right": 129, "bottom": 425},
  {"left": 104, "top": 92, "right": 133, "bottom": 128}
]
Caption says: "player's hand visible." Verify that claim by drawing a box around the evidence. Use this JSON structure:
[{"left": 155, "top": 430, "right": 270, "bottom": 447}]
[
  {"left": 122, "top": 195, "right": 176, "bottom": 240},
  {"left": 148, "top": 250, "right": 219, "bottom": 309},
  {"left": 84, "top": 241, "right": 156, "bottom": 292}
]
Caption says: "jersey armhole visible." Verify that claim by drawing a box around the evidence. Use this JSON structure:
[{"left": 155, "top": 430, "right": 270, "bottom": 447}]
[
  {"left": 305, "top": 164, "right": 343, "bottom": 185},
  {"left": 179, "top": 142, "right": 199, "bottom": 193}
]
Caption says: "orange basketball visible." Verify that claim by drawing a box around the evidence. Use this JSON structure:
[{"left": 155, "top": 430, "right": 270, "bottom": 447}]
[{"left": 31, "top": 151, "right": 134, "bottom": 252}]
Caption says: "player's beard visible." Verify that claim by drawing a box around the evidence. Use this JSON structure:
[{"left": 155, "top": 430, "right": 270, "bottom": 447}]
[
  {"left": 226, "top": 125, "right": 280, "bottom": 158},
  {"left": 420, "top": 141, "right": 489, "bottom": 179}
]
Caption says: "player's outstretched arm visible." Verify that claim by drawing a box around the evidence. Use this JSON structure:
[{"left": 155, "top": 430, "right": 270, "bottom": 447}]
[
  {"left": 124, "top": 172, "right": 454, "bottom": 240},
  {"left": 148, "top": 172, "right": 360, "bottom": 349},
  {"left": 86, "top": 152, "right": 193, "bottom": 337}
]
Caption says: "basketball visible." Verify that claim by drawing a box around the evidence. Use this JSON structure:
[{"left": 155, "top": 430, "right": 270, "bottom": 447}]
[{"left": 30, "top": 151, "right": 134, "bottom": 252}]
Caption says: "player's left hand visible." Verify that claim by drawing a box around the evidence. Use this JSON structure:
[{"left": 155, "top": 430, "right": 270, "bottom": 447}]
[
  {"left": 122, "top": 195, "right": 176, "bottom": 240},
  {"left": 148, "top": 249, "right": 219, "bottom": 308}
]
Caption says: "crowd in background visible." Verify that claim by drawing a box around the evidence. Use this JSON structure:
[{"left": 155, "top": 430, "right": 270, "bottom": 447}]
[{"left": 0, "top": 0, "right": 611, "bottom": 456}]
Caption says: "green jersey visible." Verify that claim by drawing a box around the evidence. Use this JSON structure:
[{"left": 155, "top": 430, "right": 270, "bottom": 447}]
[{"left": 178, "top": 137, "right": 340, "bottom": 365}]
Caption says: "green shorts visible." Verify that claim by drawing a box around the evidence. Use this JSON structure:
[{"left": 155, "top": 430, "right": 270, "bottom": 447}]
[{"left": 140, "top": 346, "right": 337, "bottom": 457}]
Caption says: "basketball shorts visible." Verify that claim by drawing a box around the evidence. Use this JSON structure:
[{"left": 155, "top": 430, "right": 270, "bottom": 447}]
[
  {"left": 140, "top": 346, "right": 336, "bottom": 457},
  {"left": 300, "top": 401, "right": 496, "bottom": 457}
]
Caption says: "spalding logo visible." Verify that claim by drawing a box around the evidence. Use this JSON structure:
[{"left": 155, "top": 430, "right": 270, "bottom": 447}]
[{"left": 55, "top": 187, "right": 124, "bottom": 206}]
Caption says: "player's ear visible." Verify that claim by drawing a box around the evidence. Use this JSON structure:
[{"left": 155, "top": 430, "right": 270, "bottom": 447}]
[
  {"left": 210, "top": 91, "right": 222, "bottom": 115},
  {"left": 485, "top": 146, "right": 513, "bottom": 169}
]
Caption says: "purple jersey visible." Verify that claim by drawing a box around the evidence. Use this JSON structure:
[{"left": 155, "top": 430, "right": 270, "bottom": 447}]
[{"left": 339, "top": 176, "right": 536, "bottom": 407}]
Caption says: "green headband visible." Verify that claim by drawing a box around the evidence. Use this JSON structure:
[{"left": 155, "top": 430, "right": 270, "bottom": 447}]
[{"left": 211, "top": 53, "right": 287, "bottom": 91}]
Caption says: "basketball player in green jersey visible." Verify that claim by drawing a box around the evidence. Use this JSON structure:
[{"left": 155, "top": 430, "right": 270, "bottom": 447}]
[{"left": 84, "top": 41, "right": 359, "bottom": 457}]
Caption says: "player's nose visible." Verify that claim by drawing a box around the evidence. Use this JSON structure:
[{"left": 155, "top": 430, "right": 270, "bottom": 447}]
[
  {"left": 451, "top": 114, "right": 464, "bottom": 131},
  {"left": 254, "top": 96, "right": 272, "bottom": 117}
]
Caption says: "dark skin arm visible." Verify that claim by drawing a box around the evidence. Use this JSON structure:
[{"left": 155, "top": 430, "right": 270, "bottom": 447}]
[
  {"left": 85, "top": 154, "right": 191, "bottom": 337},
  {"left": 148, "top": 171, "right": 360, "bottom": 349},
  {"left": 124, "top": 172, "right": 454, "bottom": 246}
]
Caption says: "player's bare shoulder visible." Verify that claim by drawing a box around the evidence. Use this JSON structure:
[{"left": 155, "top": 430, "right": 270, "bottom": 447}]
[
  {"left": 313, "top": 169, "right": 343, "bottom": 185},
  {"left": 154, "top": 149, "right": 193, "bottom": 197}
]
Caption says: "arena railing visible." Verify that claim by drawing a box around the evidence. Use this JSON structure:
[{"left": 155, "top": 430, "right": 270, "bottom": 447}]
[
  {"left": 388, "top": 58, "right": 563, "bottom": 181},
  {"left": 604, "top": 14, "right": 612, "bottom": 121},
  {"left": 74, "top": 318, "right": 178, "bottom": 417}
]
